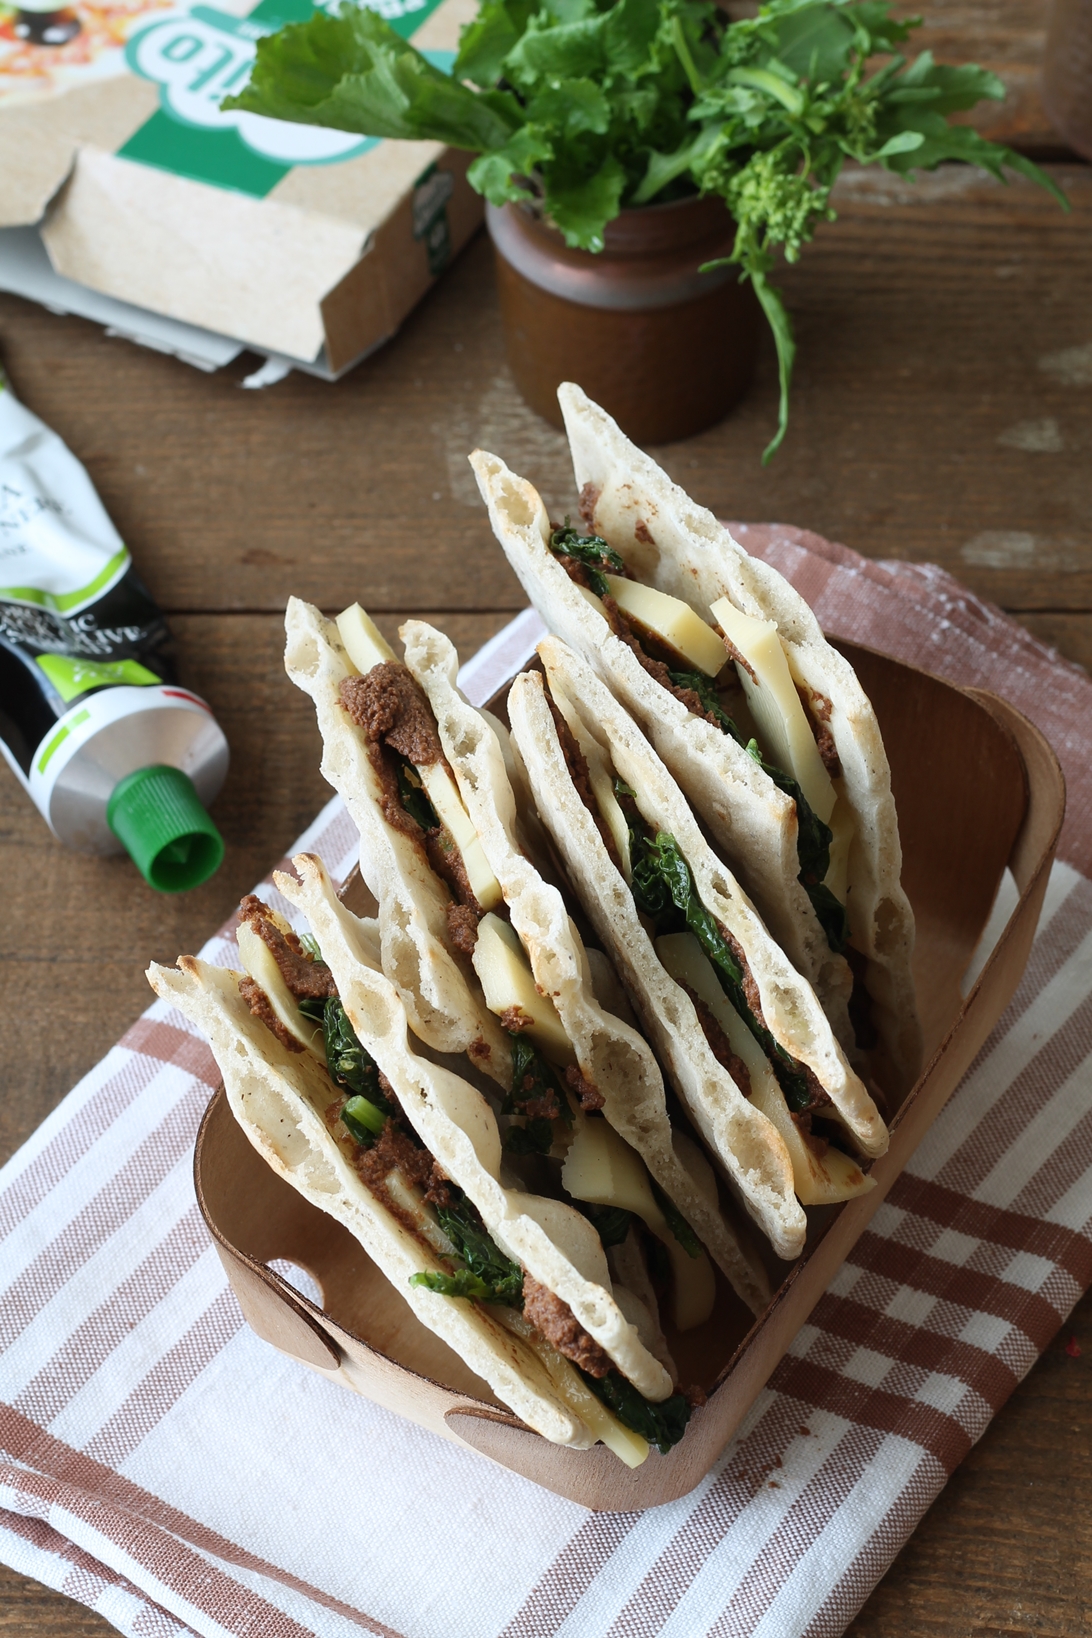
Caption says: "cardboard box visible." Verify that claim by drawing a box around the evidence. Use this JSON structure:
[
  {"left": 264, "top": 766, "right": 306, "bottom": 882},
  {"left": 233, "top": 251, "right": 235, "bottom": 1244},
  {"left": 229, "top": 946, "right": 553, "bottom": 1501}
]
[{"left": 0, "top": 0, "right": 483, "bottom": 370}]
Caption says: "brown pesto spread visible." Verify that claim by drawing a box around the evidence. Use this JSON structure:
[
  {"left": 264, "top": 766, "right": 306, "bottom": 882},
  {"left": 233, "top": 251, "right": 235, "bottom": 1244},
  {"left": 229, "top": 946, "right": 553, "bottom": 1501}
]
[
  {"left": 564, "top": 1064, "right": 604, "bottom": 1112},
  {"left": 725, "top": 928, "right": 831, "bottom": 1112},
  {"left": 600, "top": 594, "right": 730, "bottom": 731},
  {"left": 798, "top": 686, "right": 842, "bottom": 779},
  {"left": 238, "top": 976, "right": 302, "bottom": 1054},
  {"left": 339, "top": 663, "right": 484, "bottom": 937},
  {"left": 544, "top": 689, "right": 622, "bottom": 872},
  {"left": 675, "top": 980, "right": 751, "bottom": 1097},
  {"left": 239, "top": 894, "right": 337, "bottom": 1000},
  {"left": 634, "top": 519, "right": 656, "bottom": 546},
  {"left": 522, "top": 1273, "right": 612, "bottom": 1377},
  {"left": 578, "top": 482, "right": 600, "bottom": 527},
  {"left": 500, "top": 1004, "right": 535, "bottom": 1034}
]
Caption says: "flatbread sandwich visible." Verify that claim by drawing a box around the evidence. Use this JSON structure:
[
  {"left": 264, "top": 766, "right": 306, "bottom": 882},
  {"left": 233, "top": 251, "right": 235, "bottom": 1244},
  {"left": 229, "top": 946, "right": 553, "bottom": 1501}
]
[
  {"left": 507, "top": 635, "right": 884, "bottom": 1237},
  {"left": 151, "top": 860, "right": 729, "bottom": 1466},
  {"left": 470, "top": 388, "right": 921, "bottom": 1100}
]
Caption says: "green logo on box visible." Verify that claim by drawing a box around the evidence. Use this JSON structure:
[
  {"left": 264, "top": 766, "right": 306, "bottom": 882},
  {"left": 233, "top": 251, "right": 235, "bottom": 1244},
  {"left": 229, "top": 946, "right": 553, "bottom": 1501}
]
[{"left": 119, "top": 0, "right": 450, "bottom": 197}]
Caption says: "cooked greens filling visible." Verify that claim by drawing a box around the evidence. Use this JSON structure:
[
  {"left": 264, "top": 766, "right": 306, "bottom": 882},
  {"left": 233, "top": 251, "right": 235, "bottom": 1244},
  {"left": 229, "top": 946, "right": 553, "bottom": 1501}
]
[
  {"left": 395, "top": 756, "right": 439, "bottom": 832},
  {"left": 549, "top": 522, "right": 627, "bottom": 597},
  {"left": 548, "top": 530, "right": 848, "bottom": 954},
  {"left": 577, "top": 1202, "right": 633, "bottom": 1247},
  {"left": 586, "top": 1372, "right": 692, "bottom": 1457},
  {"left": 619, "top": 794, "right": 817, "bottom": 1116},
  {"left": 410, "top": 1184, "right": 525, "bottom": 1306},
  {"left": 502, "top": 1032, "right": 575, "bottom": 1155},
  {"left": 246, "top": 904, "right": 692, "bottom": 1458}
]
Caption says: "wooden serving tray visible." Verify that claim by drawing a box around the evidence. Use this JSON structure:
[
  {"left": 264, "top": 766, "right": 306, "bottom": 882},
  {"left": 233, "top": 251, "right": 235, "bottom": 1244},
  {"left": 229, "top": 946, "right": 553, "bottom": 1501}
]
[{"left": 194, "top": 641, "right": 1065, "bottom": 1510}]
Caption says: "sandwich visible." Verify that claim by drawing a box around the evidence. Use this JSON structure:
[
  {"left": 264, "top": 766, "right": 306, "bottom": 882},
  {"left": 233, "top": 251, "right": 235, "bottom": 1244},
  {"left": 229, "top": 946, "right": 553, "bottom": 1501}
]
[
  {"left": 149, "top": 869, "right": 698, "bottom": 1465},
  {"left": 507, "top": 635, "right": 884, "bottom": 1240},
  {"left": 284, "top": 600, "right": 770, "bottom": 1306},
  {"left": 469, "top": 387, "right": 921, "bottom": 1100}
]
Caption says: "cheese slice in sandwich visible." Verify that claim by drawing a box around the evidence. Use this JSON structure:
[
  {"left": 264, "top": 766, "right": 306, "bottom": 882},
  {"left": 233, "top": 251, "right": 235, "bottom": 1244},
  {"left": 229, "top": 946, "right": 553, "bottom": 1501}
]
[{"left": 506, "top": 636, "right": 884, "bottom": 1257}]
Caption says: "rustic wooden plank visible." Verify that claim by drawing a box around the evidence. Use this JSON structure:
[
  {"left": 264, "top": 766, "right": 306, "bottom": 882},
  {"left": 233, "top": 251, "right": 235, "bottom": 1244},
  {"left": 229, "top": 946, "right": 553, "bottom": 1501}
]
[
  {"left": 894, "top": 0, "right": 1060, "bottom": 153},
  {"left": 1, "top": 166, "right": 1086, "bottom": 621}
]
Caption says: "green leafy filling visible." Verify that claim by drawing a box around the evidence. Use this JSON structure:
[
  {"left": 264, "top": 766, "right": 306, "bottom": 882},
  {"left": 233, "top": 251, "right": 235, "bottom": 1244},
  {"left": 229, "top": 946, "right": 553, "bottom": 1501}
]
[
  {"left": 503, "top": 1031, "right": 574, "bottom": 1154},
  {"left": 663, "top": 671, "right": 847, "bottom": 954},
  {"left": 651, "top": 1180, "right": 702, "bottom": 1256},
  {"left": 549, "top": 520, "right": 627, "bottom": 597},
  {"left": 223, "top": 0, "right": 1067, "bottom": 463},
  {"left": 410, "top": 1185, "right": 525, "bottom": 1305},
  {"left": 298, "top": 995, "right": 396, "bottom": 1145},
  {"left": 625, "top": 819, "right": 815, "bottom": 1113},
  {"left": 576, "top": 1201, "right": 635, "bottom": 1247},
  {"left": 584, "top": 1370, "right": 692, "bottom": 1454},
  {"left": 395, "top": 755, "right": 440, "bottom": 831}
]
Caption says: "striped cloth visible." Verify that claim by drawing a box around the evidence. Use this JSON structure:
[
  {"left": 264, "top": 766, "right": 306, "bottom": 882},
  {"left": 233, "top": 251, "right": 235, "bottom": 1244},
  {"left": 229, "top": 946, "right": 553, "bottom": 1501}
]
[{"left": 3, "top": 533, "right": 1092, "bottom": 1638}]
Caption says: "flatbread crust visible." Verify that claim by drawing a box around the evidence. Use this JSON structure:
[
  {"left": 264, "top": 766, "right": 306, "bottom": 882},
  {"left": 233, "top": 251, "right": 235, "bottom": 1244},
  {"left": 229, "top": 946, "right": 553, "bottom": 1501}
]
[
  {"left": 557, "top": 383, "right": 921, "bottom": 1098},
  {"left": 283, "top": 595, "right": 510, "bottom": 1087},
  {"left": 146, "top": 954, "right": 589, "bottom": 1447},
  {"left": 276, "top": 851, "right": 675, "bottom": 1401},
  {"left": 531, "top": 636, "right": 889, "bottom": 1173},
  {"left": 400, "top": 619, "right": 771, "bottom": 1303}
]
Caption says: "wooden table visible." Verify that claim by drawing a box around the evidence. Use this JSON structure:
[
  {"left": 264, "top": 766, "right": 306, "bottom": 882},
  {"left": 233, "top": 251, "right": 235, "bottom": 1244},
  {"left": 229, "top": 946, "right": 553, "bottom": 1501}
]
[{"left": 3, "top": 3, "right": 1091, "bottom": 1628}]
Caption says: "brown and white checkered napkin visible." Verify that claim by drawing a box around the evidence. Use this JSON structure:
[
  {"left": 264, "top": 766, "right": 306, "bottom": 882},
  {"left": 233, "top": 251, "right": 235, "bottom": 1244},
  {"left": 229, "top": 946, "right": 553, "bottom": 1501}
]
[{"left": 3, "top": 535, "right": 1091, "bottom": 1638}]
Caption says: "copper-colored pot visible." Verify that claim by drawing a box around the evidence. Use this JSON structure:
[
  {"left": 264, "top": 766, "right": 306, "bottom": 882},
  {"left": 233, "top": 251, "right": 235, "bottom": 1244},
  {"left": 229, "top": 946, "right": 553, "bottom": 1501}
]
[
  {"left": 487, "top": 194, "right": 760, "bottom": 444},
  {"left": 1043, "top": 0, "right": 1092, "bottom": 161}
]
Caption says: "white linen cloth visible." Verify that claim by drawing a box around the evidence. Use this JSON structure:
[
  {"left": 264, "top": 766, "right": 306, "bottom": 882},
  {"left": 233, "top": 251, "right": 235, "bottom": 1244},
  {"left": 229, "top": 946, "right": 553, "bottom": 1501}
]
[{"left": 2, "top": 540, "right": 1091, "bottom": 1638}]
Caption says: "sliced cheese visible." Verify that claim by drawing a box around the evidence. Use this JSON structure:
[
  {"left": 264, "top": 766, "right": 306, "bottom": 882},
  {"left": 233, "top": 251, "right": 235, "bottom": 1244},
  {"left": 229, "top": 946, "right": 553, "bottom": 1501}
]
[
  {"left": 604, "top": 575, "right": 727, "bottom": 677},
  {"left": 747, "top": 1074, "right": 875, "bottom": 1206},
  {"left": 562, "top": 1114, "right": 716, "bottom": 1330},
  {"left": 335, "top": 603, "right": 397, "bottom": 674},
  {"left": 498, "top": 1308, "right": 650, "bottom": 1468},
  {"left": 236, "top": 922, "right": 325, "bottom": 1060},
  {"left": 824, "top": 794, "right": 853, "bottom": 906},
  {"left": 550, "top": 684, "right": 631, "bottom": 879},
  {"left": 656, "top": 933, "right": 873, "bottom": 1206},
  {"left": 575, "top": 583, "right": 609, "bottom": 618},
  {"left": 384, "top": 1169, "right": 460, "bottom": 1256},
  {"left": 710, "top": 596, "right": 836, "bottom": 824},
  {"left": 472, "top": 913, "right": 575, "bottom": 1065},
  {"left": 416, "top": 761, "right": 503, "bottom": 911}
]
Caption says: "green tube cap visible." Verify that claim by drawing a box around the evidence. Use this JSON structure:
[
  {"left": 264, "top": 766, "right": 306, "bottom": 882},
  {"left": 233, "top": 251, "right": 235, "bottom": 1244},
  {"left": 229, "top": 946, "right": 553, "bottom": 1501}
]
[{"left": 107, "top": 764, "right": 224, "bottom": 893}]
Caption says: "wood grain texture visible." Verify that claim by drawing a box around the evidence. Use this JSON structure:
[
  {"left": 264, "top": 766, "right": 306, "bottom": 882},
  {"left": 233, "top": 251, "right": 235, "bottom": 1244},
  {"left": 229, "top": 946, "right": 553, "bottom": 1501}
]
[{"left": 1, "top": 33, "right": 1090, "bottom": 1629}]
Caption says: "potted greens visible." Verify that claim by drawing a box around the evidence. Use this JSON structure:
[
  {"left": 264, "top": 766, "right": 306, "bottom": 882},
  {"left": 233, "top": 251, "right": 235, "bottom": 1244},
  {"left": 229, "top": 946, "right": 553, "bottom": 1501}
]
[{"left": 227, "top": 0, "right": 1067, "bottom": 457}]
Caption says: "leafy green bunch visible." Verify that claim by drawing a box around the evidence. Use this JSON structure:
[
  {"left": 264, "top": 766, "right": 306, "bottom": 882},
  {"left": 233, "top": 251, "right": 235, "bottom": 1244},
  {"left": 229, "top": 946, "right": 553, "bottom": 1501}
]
[{"left": 225, "top": 0, "right": 1065, "bottom": 458}]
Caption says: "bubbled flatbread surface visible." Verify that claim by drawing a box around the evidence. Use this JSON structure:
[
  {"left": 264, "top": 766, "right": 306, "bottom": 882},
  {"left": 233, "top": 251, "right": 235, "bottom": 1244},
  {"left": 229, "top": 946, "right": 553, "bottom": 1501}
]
[
  {"left": 276, "top": 852, "right": 674, "bottom": 1402},
  {"left": 537, "top": 638, "right": 889, "bottom": 1163},
  {"left": 558, "top": 384, "right": 921, "bottom": 1097},
  {"left": 400, "top": 620, "right": 771, "bottom": 1306},
  {"left": 467, "top": 448, "right": 853, "bottom": 1051},
  {"left": 146, "top": 955, "right": 587, "bottom": 1448},
  {"left": 283, "top": 595, "right": 510, "bottom": 1085}
]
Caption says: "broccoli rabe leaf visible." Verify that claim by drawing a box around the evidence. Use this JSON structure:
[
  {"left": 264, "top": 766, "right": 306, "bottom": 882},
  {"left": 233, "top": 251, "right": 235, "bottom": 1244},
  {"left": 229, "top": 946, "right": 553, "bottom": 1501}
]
[
  {"left": 627, "top": 826, "right": 816, "bottom": 1111},
  {"left": 413, "top": 1185, "right": 525, "bottom": 1306},
  {"left": 504, "top": 1032, "right": 573, "bottom": 1154},
  {"left": 578, "top": 1202, "right": 635, "bottom": 1247},
  {"left": 548, "top": 521, "right": 627, "bottom": 596},
  {"left": 584, "top": 1370, "right": 692, "bottom": 1454}
]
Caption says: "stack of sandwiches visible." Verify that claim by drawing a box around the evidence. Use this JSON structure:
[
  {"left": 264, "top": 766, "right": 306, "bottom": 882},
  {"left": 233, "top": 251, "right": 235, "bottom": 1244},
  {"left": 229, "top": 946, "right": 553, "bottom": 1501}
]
[{"left": 150, "top": 386, "right": 920, "bottom": 1469}]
